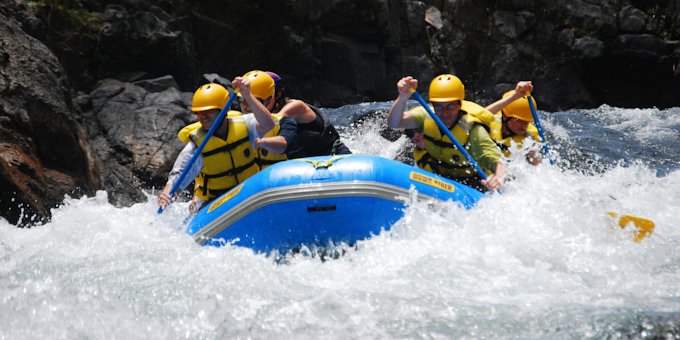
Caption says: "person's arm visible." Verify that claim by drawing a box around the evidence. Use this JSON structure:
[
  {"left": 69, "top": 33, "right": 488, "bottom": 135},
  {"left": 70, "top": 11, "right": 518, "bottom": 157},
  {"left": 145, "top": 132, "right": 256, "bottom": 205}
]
[
  {"left": 486, "top": 96, "right": 517, "bottom": 115},
  {"left": 158, "top": 142, "right": 195, "bottom": 207},
  {"left": 483, "top": 162, "right": 507, "bottom": 191},
  {"left": 256, "top": 136, "right": 288, "bottom": 154},
  {"left": 387, "top": 76, "right": 419, "bottom": 129},
  {"left": 277, "top": 99, "right": 310, "bottom": 122},
  {"left": 254, "top": 116, "right": 298, "bottom": 154},
  {"left": 232, "top": 76, "right": 275, "bottom": 134},
  {"left": 468, "top": 124, "right": 506, "bottom": 191},
  {"left": 485, "top": 81, "right": 534, "bottom": 114},
  {"left": 277, "top": 116, "right": 297, "bottom": 151}
]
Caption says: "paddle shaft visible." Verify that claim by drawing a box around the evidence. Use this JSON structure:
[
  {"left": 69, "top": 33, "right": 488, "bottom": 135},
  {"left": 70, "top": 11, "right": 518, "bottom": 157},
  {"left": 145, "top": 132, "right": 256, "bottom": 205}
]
[
  {"left": 411, "top": 91, "right": 488, "bottom": 180},
  {"left": 527, "top": 95, "right": 554, "bottom": 165},
  {"left": 157, "top": 92, "right": 237, "bottom": 214}
]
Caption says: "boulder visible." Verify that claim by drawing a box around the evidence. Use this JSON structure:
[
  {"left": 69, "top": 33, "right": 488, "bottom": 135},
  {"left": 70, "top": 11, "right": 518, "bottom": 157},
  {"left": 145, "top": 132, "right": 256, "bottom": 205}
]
[
  {"left": 0, "top": 14, "right": 99, "bottom": 226},
  {"left": 79, "top": 77, "right": 194, "bottom": 204},
  {"left": 619, "top": 6, "right": 648, "bottom": 33},
  {"left": 572, "top": 37, "right": 605, "bottom": 59}
]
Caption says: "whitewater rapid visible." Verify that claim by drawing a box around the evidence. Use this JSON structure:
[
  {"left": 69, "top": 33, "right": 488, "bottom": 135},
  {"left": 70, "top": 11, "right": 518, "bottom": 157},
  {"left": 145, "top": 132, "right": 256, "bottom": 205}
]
[{"left": 1, "top": 104, "right": 679, "bottom": 338}]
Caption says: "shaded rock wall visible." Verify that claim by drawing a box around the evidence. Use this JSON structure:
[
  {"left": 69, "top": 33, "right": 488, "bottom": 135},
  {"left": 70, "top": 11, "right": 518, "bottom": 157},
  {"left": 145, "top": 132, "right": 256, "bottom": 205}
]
[
  {"left": 14, "top": 0, "right": 680, "bottom": 110},
  {"left": 0, "top": 11, "right": 99, "bottom": 225},
  {"left": 75, "top": 76, "right": 195, "bottom": 205}
]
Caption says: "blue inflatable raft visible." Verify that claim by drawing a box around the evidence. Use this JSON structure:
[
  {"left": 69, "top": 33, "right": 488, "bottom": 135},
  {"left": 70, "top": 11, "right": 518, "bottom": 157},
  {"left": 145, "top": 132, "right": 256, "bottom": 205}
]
[{"left": 186, "top": 154, "right": 483, "bottom": 253}]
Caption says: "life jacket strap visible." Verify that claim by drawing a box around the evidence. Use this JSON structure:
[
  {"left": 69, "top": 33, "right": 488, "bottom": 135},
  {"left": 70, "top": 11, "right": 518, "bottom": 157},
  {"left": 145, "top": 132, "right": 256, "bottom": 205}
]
[
  {"left": 424, "top": 134, "right": 457, "bottom": 149},
  {"left": 202, "top": 159, "right": 257, "bottom": 180},
  {"left": 202, "top": 136, "right": 250, "bottom": 157}
]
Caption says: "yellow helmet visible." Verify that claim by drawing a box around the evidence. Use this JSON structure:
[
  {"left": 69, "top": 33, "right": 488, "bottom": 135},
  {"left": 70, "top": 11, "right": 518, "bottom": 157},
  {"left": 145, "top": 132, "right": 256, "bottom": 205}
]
[
  {"left": 236, "top": 70, "right": 275, "bottom": 100},
  {"left": 501, "top": 91, "right": 536, "bottom": 122},
  {"left": 191, "top": 83, "right": 228, "bottom": 112},
  {"left": 429, "top": 74, "right": 465, "bottom": 102}
]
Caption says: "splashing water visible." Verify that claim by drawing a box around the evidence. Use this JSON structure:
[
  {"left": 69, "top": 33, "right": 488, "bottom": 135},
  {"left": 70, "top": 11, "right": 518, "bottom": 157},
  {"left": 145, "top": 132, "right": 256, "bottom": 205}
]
[{"left": 1, "top": 104, "right": 679, "bottom": 338}]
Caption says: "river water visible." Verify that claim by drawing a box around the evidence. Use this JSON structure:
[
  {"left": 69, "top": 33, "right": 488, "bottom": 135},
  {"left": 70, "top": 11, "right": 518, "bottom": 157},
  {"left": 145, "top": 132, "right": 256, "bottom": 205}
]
[{"left": 1, "top": 103, "right": 679, "bottom": 339}]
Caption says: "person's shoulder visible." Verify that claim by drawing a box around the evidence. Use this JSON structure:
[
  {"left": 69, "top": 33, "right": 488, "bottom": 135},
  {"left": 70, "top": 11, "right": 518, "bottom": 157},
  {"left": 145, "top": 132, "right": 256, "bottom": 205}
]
[
  {"left": 461, "top": 100, "right": 489, "bottom": 114},
  {"left": 279, "top": 115, "right": 297, "bottom": 127},
  {"left": 462, "top": 101, "right": 495, "bottom": 125},
  {"left": 178, "top": 122, "right": 202, "bottom": 142},
  {"left": 279, "top": 99, "right": 311, "bottom": 118},
  {"left": 408, "top": 106, "right": 428, "bottom": 116},
  {"left": 407, "top": 106, "right": 427, "bottom": 129},
  {"left": 469, "top": 123, "right": 493, "bottom": 140},
  {"left": 284, "top": 99, "right": 308, "bottom": 110}
]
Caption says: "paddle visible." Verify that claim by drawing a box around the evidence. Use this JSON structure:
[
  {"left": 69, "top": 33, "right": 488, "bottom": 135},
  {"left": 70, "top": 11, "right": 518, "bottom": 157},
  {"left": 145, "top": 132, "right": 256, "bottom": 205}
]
[
  {"left": 607, "top": 212, "right": 655, "bottom": 242},
  {"left": 411, "top": 91, "right": 488, "bottom": 180},
  {"left": 527, "top": 95, "right": 554, "bottom": 165},
  {"left": 527, "top": 96, "right": 654, "bottom": 241},
  {"left": 157, "top": 92, "right": 237, "bottom": 214}
]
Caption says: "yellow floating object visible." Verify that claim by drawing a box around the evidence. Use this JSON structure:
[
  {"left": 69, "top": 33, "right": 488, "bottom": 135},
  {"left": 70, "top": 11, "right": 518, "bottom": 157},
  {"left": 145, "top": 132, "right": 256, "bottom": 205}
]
[{"left": 608, "top": 212, "right": 655, "bottom": 242}]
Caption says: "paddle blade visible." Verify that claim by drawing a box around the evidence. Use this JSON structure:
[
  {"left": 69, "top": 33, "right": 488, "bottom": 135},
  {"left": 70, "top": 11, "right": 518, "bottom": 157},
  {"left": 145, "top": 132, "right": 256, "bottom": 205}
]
[
  {"left": 156, "top": 155, "right": 203, "bottom": 215},
  {"left": 608, "top": 212, "right": 655, "bottom": 242},
  {"left": 177, "top": 154, "right": 203, "bottom": 193}
]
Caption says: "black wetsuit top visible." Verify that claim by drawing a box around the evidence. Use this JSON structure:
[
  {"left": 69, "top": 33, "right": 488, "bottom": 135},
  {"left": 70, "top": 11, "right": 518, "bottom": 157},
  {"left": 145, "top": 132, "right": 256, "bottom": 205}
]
[{"left": 286, "top": 106, "right": 351, "bottom": 158}]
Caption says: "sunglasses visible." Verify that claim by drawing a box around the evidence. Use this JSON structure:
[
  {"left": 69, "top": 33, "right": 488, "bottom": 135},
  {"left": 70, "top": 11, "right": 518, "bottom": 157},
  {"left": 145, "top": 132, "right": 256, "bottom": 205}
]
[{"left": 433, "top": 103, "right": 460, "bottom": 111}]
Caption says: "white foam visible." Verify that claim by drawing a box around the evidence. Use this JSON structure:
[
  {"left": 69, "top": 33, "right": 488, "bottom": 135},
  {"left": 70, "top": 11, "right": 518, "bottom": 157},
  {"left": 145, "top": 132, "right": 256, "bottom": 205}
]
[{"left": 2, "top": 104, "right": 679, "bottom": 338}]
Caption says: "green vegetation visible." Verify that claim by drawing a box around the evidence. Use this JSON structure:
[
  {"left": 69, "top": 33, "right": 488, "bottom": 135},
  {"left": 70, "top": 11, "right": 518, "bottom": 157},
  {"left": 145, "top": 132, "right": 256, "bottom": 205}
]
[
  {"left": 27, "top": 0, "right": 104, "bottom": 43},
  {"left": 646, "top": 6, "right": 680, "bottom": 41}
]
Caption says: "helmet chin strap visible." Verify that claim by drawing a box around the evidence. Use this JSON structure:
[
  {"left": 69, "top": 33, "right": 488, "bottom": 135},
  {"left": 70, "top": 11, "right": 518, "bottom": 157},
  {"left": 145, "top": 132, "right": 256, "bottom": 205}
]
[{"left": 501, "top": 115, "right": 514, "bottom": 138}]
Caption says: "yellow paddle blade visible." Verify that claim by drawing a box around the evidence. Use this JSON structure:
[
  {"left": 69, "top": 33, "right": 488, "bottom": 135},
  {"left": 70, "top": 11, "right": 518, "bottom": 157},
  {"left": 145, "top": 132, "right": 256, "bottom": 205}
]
[{"left": 608, "top": 212, "right": 655, "bottom": 242}]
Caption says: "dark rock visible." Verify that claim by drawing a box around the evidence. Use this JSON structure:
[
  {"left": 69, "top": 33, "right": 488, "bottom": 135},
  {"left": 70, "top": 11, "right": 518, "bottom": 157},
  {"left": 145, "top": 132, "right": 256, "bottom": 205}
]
[
  {"left": 424, "top": 6, "right": 443, "bottom": 30},
  {"left": 319, "top": 34, "right": 388, "bottom": 104},
  {"left": 558, "top": 28, "right": 575, "bottom": 47},
  {"left": 22, "top": 0, "right": 668, "bottom": 110},
  {"left": 133, "top": 75, "right": 180, "bottom": 92},
  {"left": 0, "top": 73, "right": 7, "bottom": 93},
  {"left": 492, "top": 10, "right": 528, "bottom": 41},
  {"left": 307, "top": 80, "right": 362, "bottom": 108},
  {"left": 619, "top": 6, "right": 648, "bottom": 33},
  {"left": 82, "top": 78, "right": 194, "bottom": 199},
  {"left": 558, "top": 0, "right": 617, "bottom": 38},
  {"left": 202, "top": 73, "right": 232, "bottom": 90},
  {"left": 402, "top": 1, "right": 427, "bottom": 42},
  {"left": 0, "top": 13, "right": 99, "bottom": 226},
  {"left": 532, "top": 21, "right": 555, "bottom": 45},
  {"left": 617, "top": 34, "right": 667, "bottom": 60},
  {"left": 401, "top": 55, "right": 436, "bottom": 81},
  {"left": 573, "top": 37, "right": 605, "bottom": 59},
  {"left": 95, "top": 4, "right": 197, "bottom": 90},
  {"left": 489, "top": 44, "right": 523, "bottom": 82}
]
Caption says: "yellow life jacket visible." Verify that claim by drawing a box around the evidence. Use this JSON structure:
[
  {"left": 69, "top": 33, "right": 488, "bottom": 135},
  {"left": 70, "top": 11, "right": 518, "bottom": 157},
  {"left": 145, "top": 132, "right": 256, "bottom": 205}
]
[
  {"left": 412, "top": 148, "right": 433, "bottom": 172},
  {"left": 421, "top": 100, "right": 495, "bottom": 178},
  {"left": 256, "top": 113, "right": 288, "bottom": 170},
  {"left": 488, "top": 114, "right": 541, "bottom": 157},
  {"left": 177, "top": 112, "right": 259, "bottom": 201}
]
